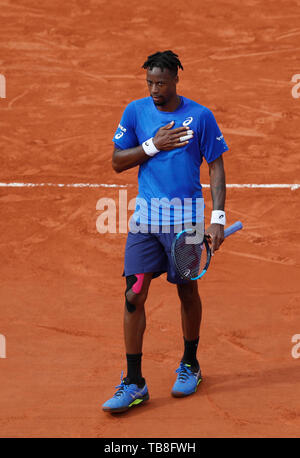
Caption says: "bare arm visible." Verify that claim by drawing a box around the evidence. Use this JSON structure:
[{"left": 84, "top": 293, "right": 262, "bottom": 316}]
[
  {"left": 205, "top": 155, "right": 226, "bottom": 253},
  {"left": 209, "top": 155, "right": 226, "bottom": 211},
  {"left": 112, "top": 145, "right": 149, "bottom": 173},
  {"left": 112, "top": 121, "right": 192, "bottom": 173}
]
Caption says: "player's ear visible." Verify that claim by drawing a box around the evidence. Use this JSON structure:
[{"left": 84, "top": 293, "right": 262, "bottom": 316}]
[{"left": 174, "top": 75, "right": 179, "bottom": 84}]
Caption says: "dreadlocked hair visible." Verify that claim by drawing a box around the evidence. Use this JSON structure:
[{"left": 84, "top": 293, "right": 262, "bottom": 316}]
[{"left": 142, "top": 50, "right": 183, "bottom": 76}]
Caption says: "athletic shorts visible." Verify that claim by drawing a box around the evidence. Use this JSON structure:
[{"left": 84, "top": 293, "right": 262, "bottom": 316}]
[{"left": 123, "top": 225, "right": 190, "bottom": 284}]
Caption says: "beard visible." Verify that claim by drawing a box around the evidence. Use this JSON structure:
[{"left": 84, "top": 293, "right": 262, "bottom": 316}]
[{"left": 152, "top": 96, "right": 166, "bottom": 106}]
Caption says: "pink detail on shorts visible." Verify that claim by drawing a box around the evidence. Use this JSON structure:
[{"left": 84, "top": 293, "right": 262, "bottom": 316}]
[{"left": 132, "top": 274, "right": 144, "bottom": 294}]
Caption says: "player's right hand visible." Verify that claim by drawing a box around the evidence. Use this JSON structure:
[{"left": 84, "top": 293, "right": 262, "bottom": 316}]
[{"left": 153, "top": 121, "right": 193, "bottom": 151}]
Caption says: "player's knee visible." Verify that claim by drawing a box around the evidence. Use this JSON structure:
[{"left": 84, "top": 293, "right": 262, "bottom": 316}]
[{"left": 125, "top": 274, "right": 146, "bottom": 312}]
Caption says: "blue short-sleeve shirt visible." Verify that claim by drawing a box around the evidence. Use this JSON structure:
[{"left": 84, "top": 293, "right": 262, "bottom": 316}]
[{"left": 113, "top": 96, "right": 228, "bottom": 225}]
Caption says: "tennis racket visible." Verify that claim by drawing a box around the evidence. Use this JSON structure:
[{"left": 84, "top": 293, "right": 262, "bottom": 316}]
[{"left": 171, "top": 221, "right": 243, "bottom": 280}]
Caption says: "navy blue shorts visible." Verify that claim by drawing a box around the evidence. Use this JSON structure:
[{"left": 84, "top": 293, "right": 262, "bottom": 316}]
[{"left": 123, "top": 225, "right": 189, "bottom": 284}]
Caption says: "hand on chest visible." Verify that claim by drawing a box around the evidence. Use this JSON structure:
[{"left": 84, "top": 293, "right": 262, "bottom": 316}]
[{"left": 138, "top": 116, "right": 196, "bottom": 143}]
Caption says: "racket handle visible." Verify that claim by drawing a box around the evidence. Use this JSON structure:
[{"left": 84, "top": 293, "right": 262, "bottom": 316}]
[{"left": 224, "top": 221, "right": 243, "bottom": 238}]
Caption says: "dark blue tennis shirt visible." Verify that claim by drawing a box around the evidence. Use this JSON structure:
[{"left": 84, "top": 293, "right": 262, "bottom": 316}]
[{"left": 113, "top": 96, "right": 228, "bottom": 225}]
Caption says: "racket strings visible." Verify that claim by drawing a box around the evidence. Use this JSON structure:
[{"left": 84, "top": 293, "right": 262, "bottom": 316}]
[{"left": 173, "top": 232, "right": 208, "bottom": 279}]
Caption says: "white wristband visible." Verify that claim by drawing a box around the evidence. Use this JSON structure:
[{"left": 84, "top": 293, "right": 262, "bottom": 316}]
[
  {"left": 142, "top": 138, "right": 160, "bottom": 157},
  {"left": 211, "top": 210, "right": 226, "bottom": 225}
]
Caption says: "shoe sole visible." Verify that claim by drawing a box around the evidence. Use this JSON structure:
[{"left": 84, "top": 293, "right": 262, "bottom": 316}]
[
  {"left": 102, "top": 392, "right": 149, "bottom": 413},
  {"left": 171, "top": 377, "right": 202, "bottom": 398}
]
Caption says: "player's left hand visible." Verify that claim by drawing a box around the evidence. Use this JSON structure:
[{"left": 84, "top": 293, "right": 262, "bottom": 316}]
[{"left": 205, "top": 224, "right": 224, "bottom": 255}]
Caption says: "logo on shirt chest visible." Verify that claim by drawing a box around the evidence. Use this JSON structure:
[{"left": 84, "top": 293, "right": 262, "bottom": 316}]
[{"left": 182, "top": 116, "right": 193, "bottom": 126}]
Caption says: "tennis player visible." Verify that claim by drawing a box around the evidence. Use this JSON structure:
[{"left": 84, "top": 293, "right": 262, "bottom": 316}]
[{"left": 102, "top": 50, "right": 228, "bottom": 413}]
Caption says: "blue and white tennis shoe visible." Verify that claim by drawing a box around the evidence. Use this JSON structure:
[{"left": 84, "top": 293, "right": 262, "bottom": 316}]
[
  {"left": 102, "top": 372, "right": 149, "bottom": 413},
  {"left": 171, "top": 362, "right": 202, "bottom": 397}
]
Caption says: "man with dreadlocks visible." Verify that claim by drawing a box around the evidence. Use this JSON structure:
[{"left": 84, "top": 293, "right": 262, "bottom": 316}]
[{"left": 102, "top": 50, "right": 228, "bottom": 413}]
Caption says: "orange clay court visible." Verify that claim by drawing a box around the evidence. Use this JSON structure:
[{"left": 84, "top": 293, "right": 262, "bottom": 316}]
[{"left": 0, "top": 0, "right": 299, "bottom": 438}]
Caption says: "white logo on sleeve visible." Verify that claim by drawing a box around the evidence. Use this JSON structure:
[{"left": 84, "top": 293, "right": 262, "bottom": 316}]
[
  {"left": 183, "top": 117, "right": 193, "bottom": 126},
  {"left": 115, "top": 123, "right": 127, "bottom": 140},
  {"left": 115, "top": 132, "right": 124, "bottom": 140},
  {"left": 216, "top": 134, "right": 224, "bottom": 141}
]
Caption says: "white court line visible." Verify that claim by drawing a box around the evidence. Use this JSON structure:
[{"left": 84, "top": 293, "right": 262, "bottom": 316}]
[
  {"left": 0, "top": 182, "right": 128, "bottom": 188},
  {"left": 0, "top": 182, "right": 299, "bottom": 190},
  {"left": 209, "top": 183, "right": 300, "bottom": 190}
]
